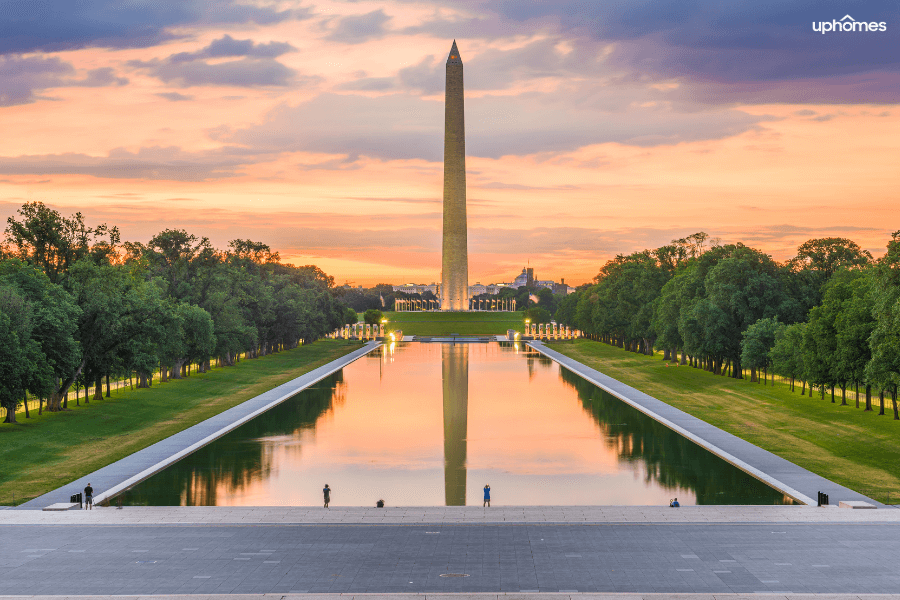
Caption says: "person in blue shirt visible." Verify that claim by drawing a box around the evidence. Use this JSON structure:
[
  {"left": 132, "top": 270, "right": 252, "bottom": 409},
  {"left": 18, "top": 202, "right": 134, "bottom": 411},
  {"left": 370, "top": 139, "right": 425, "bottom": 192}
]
[
  {"left": 323, "top": 484, "right": 331, "bottom": 508},
  {"left": 483, "top": 484, "right": 491, "bottom": 507},
  {"left": 670, "top": 498, "right": 680, "bottom": 507}
]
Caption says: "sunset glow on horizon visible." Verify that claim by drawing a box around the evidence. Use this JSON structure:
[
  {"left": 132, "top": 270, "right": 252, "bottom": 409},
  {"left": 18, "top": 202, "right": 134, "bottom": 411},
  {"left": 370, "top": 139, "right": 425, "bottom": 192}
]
[{"left": 2, "top": 1, "right": 897, "bottom": 286}]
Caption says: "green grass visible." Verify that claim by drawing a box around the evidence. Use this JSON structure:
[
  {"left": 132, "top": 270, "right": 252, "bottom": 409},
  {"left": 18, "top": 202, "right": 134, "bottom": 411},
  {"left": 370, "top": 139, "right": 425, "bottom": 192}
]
[
  {"left": 0, "top": 340, "right": 362, "bottom": 506},
  {"left": 551, "top": 339, "right": 900, "bottom": 504},
  {"left": 377, "top": 310, "right": 526, "bottom": 335}
]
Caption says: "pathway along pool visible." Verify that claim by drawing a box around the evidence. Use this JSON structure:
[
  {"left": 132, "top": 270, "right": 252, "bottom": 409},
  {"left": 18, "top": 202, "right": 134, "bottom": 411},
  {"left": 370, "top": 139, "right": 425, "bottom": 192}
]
[{"left": 121, "top": 342, "right": 793, "bottom": 506}]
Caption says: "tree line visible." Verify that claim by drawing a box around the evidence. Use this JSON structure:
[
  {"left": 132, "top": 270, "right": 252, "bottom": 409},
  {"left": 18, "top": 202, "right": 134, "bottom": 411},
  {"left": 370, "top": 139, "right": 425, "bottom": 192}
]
[
  {"left": 0, "top": 202, "right": 355, "bottom": 423},
  {"left": 555, "top": 233, "right": 900, "bottom": 418}
]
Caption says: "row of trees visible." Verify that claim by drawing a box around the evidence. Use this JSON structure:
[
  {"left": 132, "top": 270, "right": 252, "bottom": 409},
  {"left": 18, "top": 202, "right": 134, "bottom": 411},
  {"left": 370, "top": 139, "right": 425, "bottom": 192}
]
[
  {"left": 1, "top": 202, "right": 354, "bottom": 423},
  {"left": 555, "top": 233, "right": 899, "bottom": 417}
]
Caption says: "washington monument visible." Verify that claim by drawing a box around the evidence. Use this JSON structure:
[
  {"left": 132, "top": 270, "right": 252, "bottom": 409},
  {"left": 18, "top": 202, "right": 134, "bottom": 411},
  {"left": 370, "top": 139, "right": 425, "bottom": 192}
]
[{"left": 441, "top": 40, "right": 469, "bottom": 311}]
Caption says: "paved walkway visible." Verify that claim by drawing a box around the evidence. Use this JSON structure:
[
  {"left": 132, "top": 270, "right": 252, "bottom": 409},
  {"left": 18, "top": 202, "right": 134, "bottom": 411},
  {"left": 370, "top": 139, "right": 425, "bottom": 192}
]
[
  {"left": 3, "top": 520, "right": 899, "bottom": 594},
  {"left": 529, "top": 343, "right": 883, "bottom": 508},
  {"left": 20, "top": 343, "right": 381, "bottom": 509}
]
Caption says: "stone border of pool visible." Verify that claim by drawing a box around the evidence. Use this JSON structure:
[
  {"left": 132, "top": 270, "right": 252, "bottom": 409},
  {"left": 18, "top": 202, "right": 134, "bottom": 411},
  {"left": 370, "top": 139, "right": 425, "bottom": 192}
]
[
  {"left": 19, "top": 342, "right": 382, "bottom": 510},
  {"left": 528, "top": 341, "right": 885, "bottom": 508}
]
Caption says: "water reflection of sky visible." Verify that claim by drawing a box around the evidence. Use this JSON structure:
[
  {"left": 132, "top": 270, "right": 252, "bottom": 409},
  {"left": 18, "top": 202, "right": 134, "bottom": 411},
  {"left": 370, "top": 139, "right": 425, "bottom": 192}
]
[{"left": 124, "top": 342, "right": 792, "bottom": 507}]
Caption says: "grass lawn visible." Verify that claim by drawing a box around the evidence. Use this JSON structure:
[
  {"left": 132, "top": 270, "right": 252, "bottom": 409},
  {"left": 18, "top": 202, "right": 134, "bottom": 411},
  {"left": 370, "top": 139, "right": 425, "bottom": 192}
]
[
  {"left": 374, "top": 310, "right": 526, "bottom": 336},
  {"left": 0, "top": 339, "right": 362, "bottom": 506},
  {"left": 551, "top": 339, "right": 900, "bottom": 504}
]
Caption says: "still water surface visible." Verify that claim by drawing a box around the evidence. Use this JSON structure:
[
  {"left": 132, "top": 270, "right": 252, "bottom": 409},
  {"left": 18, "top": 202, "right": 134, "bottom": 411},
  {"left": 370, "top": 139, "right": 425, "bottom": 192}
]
[{"left": 123, "top": 342, "right": 792, "bottom": 506}]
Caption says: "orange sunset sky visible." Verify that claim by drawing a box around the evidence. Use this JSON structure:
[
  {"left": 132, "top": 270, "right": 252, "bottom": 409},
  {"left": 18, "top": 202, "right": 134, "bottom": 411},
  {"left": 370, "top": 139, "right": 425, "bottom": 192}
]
[{"left": 1, "top": 1, "right": 897, "bottom": 286}]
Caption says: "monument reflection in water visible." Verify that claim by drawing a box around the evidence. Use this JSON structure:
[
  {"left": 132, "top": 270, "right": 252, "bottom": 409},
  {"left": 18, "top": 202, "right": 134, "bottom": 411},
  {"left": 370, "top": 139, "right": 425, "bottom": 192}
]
[
  {"left": 121, "top": 343, "right": 793, "bottom": 507},
  {"left": 442, "top": 344, "right": 468, "bottom": 505}
]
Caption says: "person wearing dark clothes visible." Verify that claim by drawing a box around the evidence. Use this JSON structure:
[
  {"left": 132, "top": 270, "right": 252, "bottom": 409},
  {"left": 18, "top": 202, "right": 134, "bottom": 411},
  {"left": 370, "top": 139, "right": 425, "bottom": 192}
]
[
  {"left": 84, "top": 483, "right": 94, "bottom": 510},
  {"left": 376, "top": 499, "right": 384, "bottom": 508},
  {"left": 323, "top": 484, "right": 331, "bottom": 508},
  {"left": 483, "top": 484, "right": 491, "bottom": 507}
]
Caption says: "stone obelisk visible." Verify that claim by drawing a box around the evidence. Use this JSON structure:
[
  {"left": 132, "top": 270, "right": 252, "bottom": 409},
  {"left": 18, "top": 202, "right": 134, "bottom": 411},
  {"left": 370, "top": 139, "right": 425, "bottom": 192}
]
[{"left": 441, "top": 40, "right": 469, "bottom": 311}]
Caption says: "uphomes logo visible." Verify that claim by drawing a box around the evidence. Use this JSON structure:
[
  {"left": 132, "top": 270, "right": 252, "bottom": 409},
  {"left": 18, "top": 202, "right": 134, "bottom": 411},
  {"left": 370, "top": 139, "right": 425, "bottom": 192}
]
[{"left": 813, "top": 14, "right": 887, "bottom": 33}]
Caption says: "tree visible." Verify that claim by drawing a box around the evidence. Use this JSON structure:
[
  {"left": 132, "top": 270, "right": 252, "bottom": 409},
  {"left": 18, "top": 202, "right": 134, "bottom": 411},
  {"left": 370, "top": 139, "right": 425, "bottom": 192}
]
[
  {"left": 523, "top": 306, "right": 551, "bottom": 324},
  {"left": 0, "top": 285, "right": 36, "bottom": 423},
  {"left": 741, "top": 317, "right": 782, "bottom": 384},
  {"left": 865, "top": 232, "right": 900, "bottom": 419},
  {"left": 771, "top": 322, "right": 807, "bottom": 392},
  {"left": 4, "top": 201, "right": 119, "bottom": 283},
  {"left": 792, "top": 237, "right": 873, "bottom": 281},
  {"left": 0, "top": 259, "right": 81, "bottom": 412},
  {"left": 363, "top": 308, "right": 384, "bottom": 325}
]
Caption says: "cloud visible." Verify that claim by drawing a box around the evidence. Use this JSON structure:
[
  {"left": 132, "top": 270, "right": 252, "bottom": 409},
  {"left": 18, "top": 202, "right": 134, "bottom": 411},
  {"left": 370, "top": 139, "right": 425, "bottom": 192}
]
[
  {"left": 0, "top": 146, "right": 258, "bottom": 181},
  {"left": 0, "top": 55, "right": 72, "bottom": 106},
  {"left": 129, "top": 57, "right": 302, "bottom": 88},
  {"left": 156, "top": 91, "right": 194, "bottom": 102},
  {"left": 335, "top": 77, "right": 397, "bottom": 91},
  {"left": 170, "top": 34, "right": 295, "bottom": 62},
  {"left": 410, "top": 1, "right": 900, "bottom": 102},
  {"left": 0, "top": 56, "right": 128, "bottom": 106},
  {"left": 72, "top": 67, "right": 129, "bottom": 87},
  {"left": 227, "top": 91, "right": 769, "bottom": 162},
  {"left": 127, "top": 34, "right": 304, "bottom": 88},
  {"left": 0, "top": 1, "right": 303, "bottom": 55},
  {"left": 326, "top": 10, "right": 392, "bottom": 44}
]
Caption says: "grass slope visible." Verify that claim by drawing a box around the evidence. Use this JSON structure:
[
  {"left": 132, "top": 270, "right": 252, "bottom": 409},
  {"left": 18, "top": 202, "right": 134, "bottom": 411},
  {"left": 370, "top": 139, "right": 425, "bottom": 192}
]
[
  {"left": 378, "top": 310, "right": 526, "bottom": 335},
  {"left": 551, "top": 339, "right": 900, "bottom": 503},
  {"left": 0, "top": 340, "right": 362, "bottom": 506}
]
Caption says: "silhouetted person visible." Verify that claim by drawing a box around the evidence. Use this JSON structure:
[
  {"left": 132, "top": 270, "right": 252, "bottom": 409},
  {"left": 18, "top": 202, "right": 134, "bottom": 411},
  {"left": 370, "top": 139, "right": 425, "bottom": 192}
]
[
  {"left": 83, "top": 483, "right": 93, "bottom": 510},
  {"left": 483, "top": 484, "right": 491, "bottom": 507},
  {"left": 323, "top": 484, "right": 331, "bottom": 508},
  {"left": 376, "top": 499, "right": 385, "bottom": 508}
]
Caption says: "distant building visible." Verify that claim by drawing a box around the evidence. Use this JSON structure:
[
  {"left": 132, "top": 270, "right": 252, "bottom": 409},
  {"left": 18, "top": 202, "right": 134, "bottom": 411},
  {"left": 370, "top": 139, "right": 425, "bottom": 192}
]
[
  {"left": 511, "top": 267, "right": 534, "bottom": 289},
  {"left": 468, "top": 282, "right": 504, "bottom": 296},
  {"left": 393, "top": 282, "right": 438, "bottom": 295}
]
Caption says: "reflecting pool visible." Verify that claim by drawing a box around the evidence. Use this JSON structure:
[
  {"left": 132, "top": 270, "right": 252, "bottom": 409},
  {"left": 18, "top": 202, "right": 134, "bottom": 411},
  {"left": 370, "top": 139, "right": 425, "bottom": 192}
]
[{"left": 121, "top": 342, "right": 793, "bottom": 506}]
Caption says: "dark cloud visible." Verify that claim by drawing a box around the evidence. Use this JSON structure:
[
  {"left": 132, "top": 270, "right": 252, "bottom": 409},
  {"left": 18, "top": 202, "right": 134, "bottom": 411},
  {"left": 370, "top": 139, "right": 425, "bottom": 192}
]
[
  {"left": 170, "top": 34, "right": 295, "bottom": 62},
  {"left": 0, "top": 1, "right": 304, "bottom": 55},
  {"left": 0, "top": 55, "right": 127, "bottom": 106},
  {"left": 156, "top": 91, "right": 194, "bottom": 102},
  {"left": 129, "top": 57, "right": 303, "bottom": 88},
  {"left": 72, "top": 67, "right": 128, "bottom": 87},
  {"left": 0, "top": 55, "right": 72, "bottom": 106},
  {"left": 410, "top": 1, "right": 899, "bottom": 102},
  {"left": 128, "top": 34, "right": 303, "bottom": 88},
  {"left": 326, "top": 10, "right": 392, "bottom": 44},
  {"left": 0, "top": 146, "right": 260, "bottom": 181}
]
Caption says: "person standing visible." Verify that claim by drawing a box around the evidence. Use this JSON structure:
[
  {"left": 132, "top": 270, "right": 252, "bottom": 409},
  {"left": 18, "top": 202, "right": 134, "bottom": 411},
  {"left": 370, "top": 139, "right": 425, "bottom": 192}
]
[
  {"left": 483, "top": 484, "right": 491, "bottom": 508},
  {"left": 83, "top": 483, "right": 94, "bottom": 510},
  {"left": 323, "top": 484, "right": 331, "bottom": 508}
]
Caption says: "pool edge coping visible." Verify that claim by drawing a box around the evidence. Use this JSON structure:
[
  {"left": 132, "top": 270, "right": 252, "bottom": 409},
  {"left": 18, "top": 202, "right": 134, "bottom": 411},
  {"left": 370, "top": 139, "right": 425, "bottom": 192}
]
[
  {"left": 527, "top": 341, "right": 821, "bottom": 506},
  {"left": 93, "top": 341, "right": 382, "bottom": 506},
  {"left": 22, "top": 341, "right": 381, "bottom": 509}
]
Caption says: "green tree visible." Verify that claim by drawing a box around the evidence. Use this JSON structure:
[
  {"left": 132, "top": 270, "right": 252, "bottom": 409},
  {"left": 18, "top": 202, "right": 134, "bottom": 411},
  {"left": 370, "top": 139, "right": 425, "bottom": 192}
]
[
  {"left": 363, "top": 308, "right": 384, "bottom": 325},
  {"left": 741, "top": 317, "right": 782, "bottom": 384},
  {"left": 771, "top": 322, "right": 807, "bottom": 392},
  {"left": 865, "top": 232, "right": 900, "bottom": 419},
  {"left": 523, "top": 306, "right": 551, "bottom": 324},
  {"left": 4, "top": 201, "right": 119, "bottom": 284}
]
